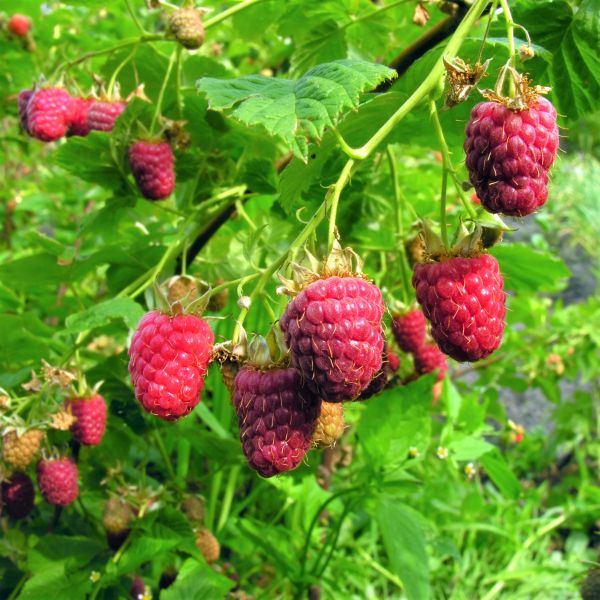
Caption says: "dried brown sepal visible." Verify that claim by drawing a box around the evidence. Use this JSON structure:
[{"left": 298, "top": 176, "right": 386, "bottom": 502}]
[
  {"left": 50, "top": 410, "right": 77, "bottom": 431},
  {"left": 41, "top": 360, "right": 76, "bottom": 389},
  {"left": 443, "top": 56, "right": 491, "bottom": 109},
  {"left": 413, "top": 2, "right": 430, "bottom": 26},
  {"left": 481, "top": 66, "right": 551, "bottom": 111},
  {"left": 22, "top": 371, "right": 42, "bottom": 393}
]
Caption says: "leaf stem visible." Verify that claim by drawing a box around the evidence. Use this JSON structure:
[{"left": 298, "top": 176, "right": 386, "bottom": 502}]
[
  {"left": 150, "top": 47, "right": 178, "bottom": 135},
  {"left": 498, "top": 0, "right": 516, "bottom": 96},
  {"left": 335, "top": 0, "right": 490, "bottom": 160},
  {"left": 152, "top": 429, "right": 177, "bottom": 481},
  {"left": 203, "top": 0, "right": 268, "bottom": 29},
  {"left": 429, "top": 98, "right": 451, "bottom": 246},
  {"left": 327, "top": 159, "right": 355, "bottom": 251},
  {"left": 124, "top": 0, "right": 147, "bottom": 35},
  {"left": 386, "top": 146, "right": 411, "bottom": 303}
]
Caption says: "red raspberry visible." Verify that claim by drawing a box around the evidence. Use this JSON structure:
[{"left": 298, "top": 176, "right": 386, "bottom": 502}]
[
  {"left": 8, "top": 14, "right": 31, "bottom": 37},
  {"left": 413, "top": 343, "right": 448, "bottom": 381},
  {"left": 37, "top": 457, "right": 79, "bottom": 507},
  {"left": 413, "top": 254, "right": 506, "bottom": 362},
  {"left": 1, "top": 472, "right": 34, "bottom": 519},
  {"left": 27, "top": 88, "right": 73, "bottom": 141},
  {"left": 280, "top": 276, "right": 384, "bottom": 402},
  {"left": 128, "top": 310, "right": 214, "bottom": 420},
  {"left": 392, "top": 309, "right": 426, "bottom": 353},
  {"left": 69, "top": 97, "right": 93, "bottom": 137},
  {"left": 464, "top": 97, "right": 559, "bottom": 216},
  {"left": 17, "top": 89, "right": 33, "bottom": 133},
  {"left": 387, "top": 350, "right": 400, "bottom": 372},
  {"left": 128, "top": 140, "right": 176, "bottom": 200},
  {"left": 233, "top": 367, "right": 320, "bottom": 477},
  {"left": 87, "top": 100, "right": 126, "bottom": 132},
  {"left": 65, "top": 394, "right": 107, "bottom": 445}
]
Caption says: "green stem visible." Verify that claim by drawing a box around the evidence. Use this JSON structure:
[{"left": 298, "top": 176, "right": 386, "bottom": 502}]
[
  {"left": 216, "top": 466, "right": 240, "bottom": 533},
  {"left": 175, "top": 45, "right": 184, "bottom": 118},
  {"left": 203, "top": 0, "right": 268, "bottom": 29},
  {"left": 207, "top": 470, "right": 223, "bottom": 531},
  {"left": 386, "top": 146, "right": 411, "bottom": 303},
  {"left": 498, "top": 0, "right": 516, "bottom": 96},
  {"left": 327, "top": 159, "right": 355, "bottom": 251},
  {"left": 107, "top": 43, "right": 139, "bottom": 97},
  {"left": 176, "top": 438, "right": 191, "bottom": 486},
  {"left": 429, "top": 99, "right": 449, "bottom": 247},
  {"left": 150, "top": 47, "right": 178, "bottom": 134},
  {"left": 124, "top": 0, "right": 147, "bottom": 35},
  {"left": 7, "top": 575, "right": 26, "bottom": 600},
  {"left": 153, "top": 429, "right": 177, "bottom": 481},
  {"left": 335, "top": 0, "right": 490, "bottom": 160}
]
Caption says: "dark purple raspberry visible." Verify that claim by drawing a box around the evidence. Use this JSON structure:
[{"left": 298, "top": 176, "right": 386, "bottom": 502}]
[
  {"left": 128, "top": 310, "right": 214, "bottom": 421},
  {"left": 27, "top": 88, "right": 73, "bottom": 141},
  {"left": 358, "top": 348, "right": 398, "bottom": 400},
  {"left": 87, "top": 100, "right": 126, "bottom": 132},
  {"left": 69, "top": 97, "right": 93, "bottom": 137},
  {"left": 18, "top": 89, "right": 33, "bottom": 133},
  {"left": 464, "top": 97, "right": 559, "bottom": 216},
  {"left": 280, "top": 276, "right": 385, "bottom": 402},
  {"left": 233, "top": 366, "right": 320, "bottom": 477},
  {"left": 37, "top": 457, "right": 79, "bottom": 507},
  {"left": 128, "top": 140, "right": 176, "bottom": 200},
  {"left": 1, "top": 471, "right": 35, "bottom": 519},
  {"left": 413, "top": 254, "right": 505, "bottom": 362},
  {"left": 392, "top": 309, "right": 426, "bottom": 353}
]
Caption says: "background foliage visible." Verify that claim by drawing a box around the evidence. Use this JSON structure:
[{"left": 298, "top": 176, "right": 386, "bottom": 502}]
[{"left": 0, "top": 0, "right": 598, "bottom": 599}]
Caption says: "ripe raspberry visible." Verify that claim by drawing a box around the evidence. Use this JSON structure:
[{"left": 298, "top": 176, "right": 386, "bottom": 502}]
[
  {"left": 128, "top": 140, "right": 176, "bottom": 200},
  {"left": 18, "top": 89, "right": 33, "bottom": 133},
  {"left": 387, "top": 351, "right": 400, "bottom": 372},
  {"left": 392, "top": 309, "right": 426, "bottom": 353},
  {"left": 413, "top": 343, "right": 448, "bottom": 381},
  {"left": 69, "top": 97, "right": 93, "bottom": 137},
  {"left": 65, "top": 394, "right": 107, "bottom": 445},
  {"left": 1, "top": 472, "right": 34, "bottom": 519},
  {"left": 233, "top": 366, "right": 320, "bottom": 477},
  {"left": 27, "top": 88, "right": 73, "bottom": 142},
  {"left": 8, "top": 14, "right": 30, "bottom": 37},
  {"left": 280, "top": 276, "right": 384, "bottom": 402},
  {"left": 37, "top": 457, "right": 78, "bottom": 507},
  {"left": 87, "top": 100, "right": 126, "bottom": 132},
  {"left": 464, "top": 97, "right": 559, "bottom": 216},
  {"left": 413, "top": 254, "right": 505, "bottom": 362},
  {"left": 195, "top": 527, "right": 219, "bottom": 563},
  {"left": 312, "top": 402, "right": 344, "bottom": 448},
  {"left": 3, "top": 429, "right": 44, "bottom": 469},
  {"left": 168, "top": 8, "right": 205, "bottom": 49},
  {"left": 128, "top": 310, "right": 214, "bottom": 420}
]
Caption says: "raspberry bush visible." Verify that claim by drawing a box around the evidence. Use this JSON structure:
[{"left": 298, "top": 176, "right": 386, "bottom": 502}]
[{"left": 0, "top": 1, "right": 598, "bottom": 599}]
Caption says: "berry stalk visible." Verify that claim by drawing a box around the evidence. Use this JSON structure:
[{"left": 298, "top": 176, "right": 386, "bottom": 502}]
[
  {"left": 429, "top": 98, "right": 450, "bottom": 247},
  {"left": 498, "top": 0, "right": 517, "bottom": 96}
]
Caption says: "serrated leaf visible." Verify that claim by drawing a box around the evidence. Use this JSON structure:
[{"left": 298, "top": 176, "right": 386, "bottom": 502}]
[
  {"left": 197, "top": 59, "right": 396, "bottom": 161},
  {"left": 64, "top": 297, "right": 145, "bottom": 334},
  {"left": 290, "top": 20, "right": 347, "bottom": 77},
  {"left": 160, "top": 558, "right": 234, "bottom": 599}
]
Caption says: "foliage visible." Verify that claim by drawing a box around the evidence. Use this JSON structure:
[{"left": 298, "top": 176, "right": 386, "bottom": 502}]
[{"left": 0, "top": 1, "right": 598, "bottom": 599}]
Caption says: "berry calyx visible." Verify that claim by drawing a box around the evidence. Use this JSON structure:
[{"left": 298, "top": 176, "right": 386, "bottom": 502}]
[
  {"left": 65, "top": 394, "right": 107, "bottom": 445},
  {"left": 391, "top": 308, "right": 427, "bottom": 353},
  {"left": 128, "top": 304, "right": 214, "bottom": 421},
  {"left": 464, "top": 71, "right": 559, "bottom": 216},
  {"left": 2, "top": 429, "right": 44, "bottom": 469},
  {"left": 279, "top": 242, "right": 385, "bottom": 402},
  {"left": 168, "top": 8, "right": 205, "bottom": 49},
  {"left": 37, "top": 457, "right": 79, "bottom": 507},
  {"left": 1, "top": 472, "right": 35, "bottom": 519},
  {"left": 128, "top": 140, "right": 176, "bottom": 201},
  {"left": 8, "top": 14, "right": 31, "bottom": 37}
]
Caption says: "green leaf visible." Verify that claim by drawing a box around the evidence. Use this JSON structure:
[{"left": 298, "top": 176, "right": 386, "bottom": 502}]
[
  {"left": 510, "top": 0, "right": 600, "bottom": 121},
  {"left": 160, "top": 558, "right": 234, "bottom": 599},
  {"left": 448, "top": 436, "right": 494, "bottom": 461},
  {"left": 64, "top": 297, "right": 145, "bottom": 334},
  {"left": 375, "top": 497, "right": 429, "bottom": 600},
  {"left": 480, "top": 449, "right": 522, "bottom": 500},
  {"left": 197, "top": 59, "right": 396, "bottom": 161},
  {"left": 290, "top": 20, "right": 347, "bottom": 77},
  {"left": 490, "top": 244, "right": 570, "bottom": 294},
  {"left": 357, "top": 376, "right": 433, "bottom": 470}
]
